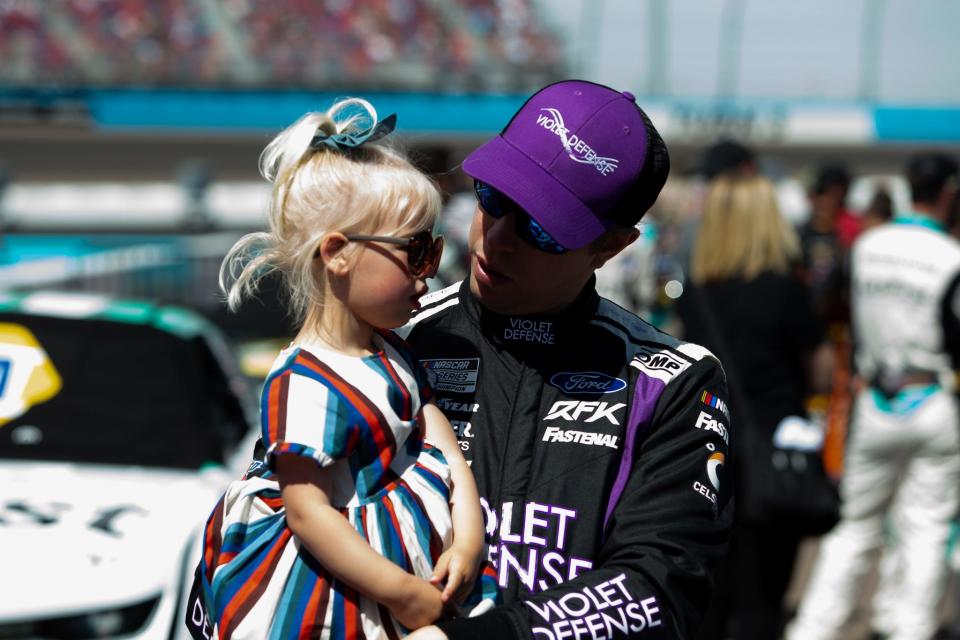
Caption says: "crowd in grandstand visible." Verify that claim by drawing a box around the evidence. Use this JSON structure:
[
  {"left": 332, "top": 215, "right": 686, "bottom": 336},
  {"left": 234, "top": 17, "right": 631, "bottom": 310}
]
[{"left": 0, "top": 0, "right": 563, "bottom": 90}]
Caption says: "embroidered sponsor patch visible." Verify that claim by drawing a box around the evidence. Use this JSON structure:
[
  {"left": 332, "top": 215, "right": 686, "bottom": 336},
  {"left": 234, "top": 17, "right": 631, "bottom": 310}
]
[
  {"left": 693, "top": 410, "right": 729, "bottom": 445},
  {"left": 545, "top": 400, "right": 626, "bottom": 425},
  {"left": 700, "top": 390, "right": 730, "bottom": 420},
  {"left": 542, "top": 426, "right": 619, "bottom": 448},
  {"left": 549, "top": 371, "right": 627, "bottom": 395},
  {"left": 630, "top": 345, "right": 691, "bottom": 383},
  {"left": 420, "top": 358, "right": 479, "bottom": 393}
]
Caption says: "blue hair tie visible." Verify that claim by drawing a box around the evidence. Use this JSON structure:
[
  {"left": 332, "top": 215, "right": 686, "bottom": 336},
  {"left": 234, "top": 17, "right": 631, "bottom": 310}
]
[{"left": 309, "top": 113, "right": 397, "bottom": 152}]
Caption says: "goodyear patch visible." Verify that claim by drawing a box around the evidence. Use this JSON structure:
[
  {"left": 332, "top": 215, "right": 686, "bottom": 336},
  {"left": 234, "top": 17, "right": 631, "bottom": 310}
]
[{"left": 0, "top": 323, "right": 62, "bottom": 426}]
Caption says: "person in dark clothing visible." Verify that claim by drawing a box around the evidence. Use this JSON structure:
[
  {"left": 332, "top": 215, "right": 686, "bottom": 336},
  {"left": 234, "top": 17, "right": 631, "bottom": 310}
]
[
  {"left": 677, "top": 173, "right": 834, "bottom": 640},
  {"left": 404, "top": 79, "right": 735, "bottom": 640},
  {"left": 798, "top": 164, "right": 858, "bottom": 327}
]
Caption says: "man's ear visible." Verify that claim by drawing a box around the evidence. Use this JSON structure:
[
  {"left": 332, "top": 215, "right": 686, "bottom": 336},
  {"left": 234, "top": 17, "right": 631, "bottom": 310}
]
[
  {"left": 317, "top": 232, "right": 351, "bottom": 276},
  {"left": 590, "top": 227, "right": 641, "bottom": 270}
]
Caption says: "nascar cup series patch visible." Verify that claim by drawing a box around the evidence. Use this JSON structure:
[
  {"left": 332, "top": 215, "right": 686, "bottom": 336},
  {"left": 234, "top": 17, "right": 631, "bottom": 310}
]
[{"left": 0, "top": 323, "right": 62, "bottom": 426}]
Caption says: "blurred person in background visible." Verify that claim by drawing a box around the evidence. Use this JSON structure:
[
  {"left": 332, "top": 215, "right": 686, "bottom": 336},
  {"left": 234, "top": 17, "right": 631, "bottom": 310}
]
[
  {"left": 786, "top": 153, "right": 960, "bottom": 640},
  {"left": 861, "top": 186, "right": 895, "bottom": 232},
  {"left": 799, "top": 164, "right": 858, "bottom": 327},
  {"left": 676, "top": 173, "right": 834, "bottom": 640},
  {"left": 673, "top": 139, "right": 759, "bottom": 276}
]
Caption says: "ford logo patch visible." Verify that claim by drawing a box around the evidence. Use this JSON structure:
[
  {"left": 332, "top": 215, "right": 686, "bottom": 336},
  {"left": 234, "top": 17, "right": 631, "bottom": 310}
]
[{"left": 549, "top": 371, "right": 627, "bottom": 395}]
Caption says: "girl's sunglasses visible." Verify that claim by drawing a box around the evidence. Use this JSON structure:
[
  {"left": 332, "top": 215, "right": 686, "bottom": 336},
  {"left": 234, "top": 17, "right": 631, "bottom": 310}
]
[
  {"left": 344, "top": 230, "right": 444, "bottom": 278},
  {"left": 473, "top": 180, "right": 568, "bottom": 254}
]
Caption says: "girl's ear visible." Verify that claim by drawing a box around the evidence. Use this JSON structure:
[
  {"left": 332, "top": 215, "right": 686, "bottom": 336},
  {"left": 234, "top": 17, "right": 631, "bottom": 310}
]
[{"left": 317, "top": 232, "right": 351, "bottom": 276}]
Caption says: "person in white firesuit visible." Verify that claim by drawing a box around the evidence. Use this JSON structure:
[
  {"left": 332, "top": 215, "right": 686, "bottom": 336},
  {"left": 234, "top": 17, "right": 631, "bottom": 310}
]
[{"left": 786, "top": 153, "right": 960, "bottom": 640}]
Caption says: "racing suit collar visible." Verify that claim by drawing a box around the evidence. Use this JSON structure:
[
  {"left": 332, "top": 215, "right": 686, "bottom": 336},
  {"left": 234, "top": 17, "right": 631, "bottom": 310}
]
[{"left": 459, "top": 277, "right": 601, "bottom": 352}]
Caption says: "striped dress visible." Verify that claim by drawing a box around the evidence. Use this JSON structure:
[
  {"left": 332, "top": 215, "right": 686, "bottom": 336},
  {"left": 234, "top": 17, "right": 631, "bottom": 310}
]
[{"left": 199, "top": 331, "right": 498, "bottom": 639}]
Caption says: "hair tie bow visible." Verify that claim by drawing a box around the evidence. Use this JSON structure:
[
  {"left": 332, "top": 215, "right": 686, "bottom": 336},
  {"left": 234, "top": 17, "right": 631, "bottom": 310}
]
[{"left": 309, "top": 113, "right": 397, "bottom": 152}]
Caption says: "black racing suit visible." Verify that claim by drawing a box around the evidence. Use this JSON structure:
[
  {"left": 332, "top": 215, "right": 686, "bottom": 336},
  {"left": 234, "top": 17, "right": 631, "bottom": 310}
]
[{"left": 400, "top": 279, "right": 734, "bottom": 639}]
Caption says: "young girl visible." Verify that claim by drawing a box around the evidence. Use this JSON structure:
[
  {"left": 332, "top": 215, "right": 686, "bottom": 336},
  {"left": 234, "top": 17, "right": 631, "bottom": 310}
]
[{"left": 197, "top": 98, "right": 497, "bottom": 639}]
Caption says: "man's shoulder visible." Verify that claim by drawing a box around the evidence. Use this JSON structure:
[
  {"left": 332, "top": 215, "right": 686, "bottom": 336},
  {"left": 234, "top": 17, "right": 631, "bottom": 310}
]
[
  {"left": 395, "top": 281, "right": 462, "bottom": 339},
  {"left": 593, "top": 297, "right": 723, "bottom": 386}
]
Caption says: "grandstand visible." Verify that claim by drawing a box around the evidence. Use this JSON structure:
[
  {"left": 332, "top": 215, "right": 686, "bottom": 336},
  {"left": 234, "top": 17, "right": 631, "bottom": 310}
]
[{"left": 0, "top": 0, "right": 563, "bottom": 91}]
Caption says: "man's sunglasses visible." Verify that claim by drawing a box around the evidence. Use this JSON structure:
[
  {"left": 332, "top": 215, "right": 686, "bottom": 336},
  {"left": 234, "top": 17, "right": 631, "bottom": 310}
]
[
  {"left": 473, "top": 180, "right": 568, "bottom": 254},
  {"left": 344, "top": 230, "right": 444, "bottom": 278}
]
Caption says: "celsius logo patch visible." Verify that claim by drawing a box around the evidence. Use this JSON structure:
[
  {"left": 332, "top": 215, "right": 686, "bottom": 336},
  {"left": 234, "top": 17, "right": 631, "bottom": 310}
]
[
  {"left": 693, "top": 444, "right": 725, "bottom": 509},
  {"left": 420, "top": 358, "right": 479, "bottom": 393},
  {"left": 0, "top": 323, "right": 62, "bottom": 427},
  {"left": 549, "top": 371, "right": 627, "bottom": 395},
  {"left": 707, "top": 451, "right": 725, "bottom": 491}
]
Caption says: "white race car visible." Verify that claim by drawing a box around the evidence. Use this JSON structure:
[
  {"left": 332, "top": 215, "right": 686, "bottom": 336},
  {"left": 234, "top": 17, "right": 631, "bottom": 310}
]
[{"left": 0, "top": 291, "right": 259, "bottom": 639}]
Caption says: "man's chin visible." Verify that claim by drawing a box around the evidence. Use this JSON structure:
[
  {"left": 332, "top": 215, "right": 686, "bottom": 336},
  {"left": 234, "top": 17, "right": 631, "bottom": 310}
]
[{"left": 469, "top": 275, "right": 529, "bottom": 315}]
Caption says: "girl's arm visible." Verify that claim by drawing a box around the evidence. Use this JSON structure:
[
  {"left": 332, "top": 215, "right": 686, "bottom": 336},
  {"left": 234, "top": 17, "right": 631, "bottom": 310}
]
[
  {"left": 421, "top": 402, "right": 486, "bottom": 603},
  {"left": 277, "top": 454, "right": 444, "bottom": 628}
]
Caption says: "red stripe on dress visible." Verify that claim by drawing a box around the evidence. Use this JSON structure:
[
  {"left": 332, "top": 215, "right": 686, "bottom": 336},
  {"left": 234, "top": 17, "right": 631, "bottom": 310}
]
[
  {"left": 203, "top": 496, "right": 225, "bottom": 582},
  {"left": 221, "top": 527, "right": 293, "bottom": 638},
  {"left": 342, "top": 585, "right": 366, "bottom": 640},
  {"left": 266, "top": 372, "right": 290, "bottom": 446},
  {"left": 301, "top": 569, "right": 330, "bottom": 640}
]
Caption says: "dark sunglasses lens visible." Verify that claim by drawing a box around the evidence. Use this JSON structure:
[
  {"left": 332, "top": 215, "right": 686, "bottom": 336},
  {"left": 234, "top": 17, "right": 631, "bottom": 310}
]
[
  {"left": 474, "top": 179, "right": 567, "bottom": 254},
  {"left": 474, "top": 181, "right": 505, "bottom": 218},
  {"left": 520, "top": 216, "right": 567, "bottom": 254}
]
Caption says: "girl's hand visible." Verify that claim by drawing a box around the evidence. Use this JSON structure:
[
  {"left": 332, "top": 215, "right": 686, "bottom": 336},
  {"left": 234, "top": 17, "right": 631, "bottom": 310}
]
[
  {"left": 389, "top": 575, "right": 445, "bottom": 629},
  {"left": 430, "top": 542, "right": 484, "bottom": 603}
]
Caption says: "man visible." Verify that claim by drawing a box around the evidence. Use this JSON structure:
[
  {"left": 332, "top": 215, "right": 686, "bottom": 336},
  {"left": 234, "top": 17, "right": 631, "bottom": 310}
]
[
  {"left": 403, "top": 79, "right": 733, "bottom": 639},
  {"left": 786, "top": 153, "right": 960, "bottom": 640}
]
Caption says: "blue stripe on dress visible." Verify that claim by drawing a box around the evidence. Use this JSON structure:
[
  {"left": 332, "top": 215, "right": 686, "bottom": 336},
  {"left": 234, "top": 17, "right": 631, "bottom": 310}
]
[
  {"left": 365, "top": 355, "right": 409, "bottom": 421},
  {"left": 392, "top": 484, "right": 435, "bottom": 564},
  {"left": 374, "top": 500, "right": 409, "bottom": 571}
]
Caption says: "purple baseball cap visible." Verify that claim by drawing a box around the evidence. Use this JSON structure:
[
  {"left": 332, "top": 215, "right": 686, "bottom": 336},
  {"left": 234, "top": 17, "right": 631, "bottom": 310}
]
[{"left": 463, "top": 79, "right": 670, "bottom": 250}]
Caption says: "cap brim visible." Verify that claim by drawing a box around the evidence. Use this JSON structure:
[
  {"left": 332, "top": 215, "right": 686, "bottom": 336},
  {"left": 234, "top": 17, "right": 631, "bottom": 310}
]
[{"left": 462, "top": 136, "right": 607, "bottom": 250}]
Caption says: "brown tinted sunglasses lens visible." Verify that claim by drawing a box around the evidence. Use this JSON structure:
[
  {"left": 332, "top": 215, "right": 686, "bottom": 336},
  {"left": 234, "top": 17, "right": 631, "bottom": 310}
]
[{"left": 408, "top": 233, "right": 443, "bottom": 278}]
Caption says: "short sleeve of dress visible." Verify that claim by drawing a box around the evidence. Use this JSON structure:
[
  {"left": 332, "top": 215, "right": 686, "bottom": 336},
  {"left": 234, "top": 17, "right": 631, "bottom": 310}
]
[{"left": 262, "top": 369, "right": 363, "bottom": 472}]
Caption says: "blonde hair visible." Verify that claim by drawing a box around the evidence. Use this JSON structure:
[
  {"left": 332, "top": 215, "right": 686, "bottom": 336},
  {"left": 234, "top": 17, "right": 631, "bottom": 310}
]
[
  {"left": 220, "top": 98, "right": 442, "bottom": 328},
  {"left": 690, "top": 174, "right": 800, "bottom": 284}
]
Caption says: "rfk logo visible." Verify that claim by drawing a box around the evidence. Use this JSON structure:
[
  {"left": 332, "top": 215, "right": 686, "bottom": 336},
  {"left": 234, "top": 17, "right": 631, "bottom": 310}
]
[{"left": 544, "top": 400, "right": 626, "bottom": 425}]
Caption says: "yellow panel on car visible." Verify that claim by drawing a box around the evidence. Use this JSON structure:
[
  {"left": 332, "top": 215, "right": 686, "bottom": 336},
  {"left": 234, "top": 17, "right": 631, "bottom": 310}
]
[{"left": 0, "top": 323, "right": 62, "bottom": 426}]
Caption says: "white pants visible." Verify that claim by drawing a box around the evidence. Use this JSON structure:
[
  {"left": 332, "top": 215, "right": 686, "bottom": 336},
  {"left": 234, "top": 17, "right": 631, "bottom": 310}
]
[{"left": 786, "top": 388, "right": 960, "bottom": 640}]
